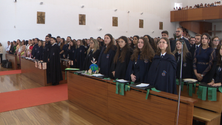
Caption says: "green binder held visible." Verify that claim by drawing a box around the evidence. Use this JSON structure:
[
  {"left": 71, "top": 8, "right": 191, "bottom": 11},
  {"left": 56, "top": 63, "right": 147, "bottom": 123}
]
[{"left": 65, "top": 68, "right": 80, "bottom": 80}]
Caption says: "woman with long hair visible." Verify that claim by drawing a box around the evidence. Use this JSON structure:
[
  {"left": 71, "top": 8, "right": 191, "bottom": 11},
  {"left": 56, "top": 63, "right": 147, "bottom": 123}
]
[
  {"left": 208, "top": 44, "right": 222, "bottom": 86},
  {"left": 59, "top": 38, "right": 65, "bottom": 58},
  {"left": 193, "top": 33, "right": 215, "bottom": 83},
  {"left": 144, "top": 35, "right": 157, "bottom": 52},
  {"left": 125, "top": 37, "right": 155, "bottom": 83},
  {"left": 111, "top": 36, "right": 132, "bottom": 79},
  {"left": 147, "top": 37, "right": 177, "bottom": 94},
  {"left": 67, "top": 41, "right": 75, "bottom": 67},
  {"left": 97, "top": 34, "right": 116, "bottom": 77},
  {"left": 74, "top": 39, "right": 85, "bottom": 68},
  {"left": 173, "top": 40, "right": 193, "bottom": 79},
  {"left": 211, "top": 36, "right": 220, "bottom": 49},
  {"left": 82, "top": 39, "right": 100, "bottom": 70}
]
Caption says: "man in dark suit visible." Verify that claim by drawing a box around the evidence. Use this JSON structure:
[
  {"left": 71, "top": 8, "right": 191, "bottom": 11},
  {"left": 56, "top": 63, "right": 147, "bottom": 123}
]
[{"left": 171, "top": 27, "right": 190, "bottom": 52}]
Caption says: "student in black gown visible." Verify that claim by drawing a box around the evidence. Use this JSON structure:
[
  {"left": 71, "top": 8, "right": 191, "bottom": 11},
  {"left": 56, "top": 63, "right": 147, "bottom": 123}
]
[
  {"left": 147, "top": 37, "right": 177, "bottom": 94},
  {"left": 132, "top": 35, "right": 139, "bottom": 49},
  {"left": 31, "top": 38, "right": 39, "bottom": 58},
  {"left": 82, "top": 39, "right": 100, "bottom": 70},
  {"left": 97, "top": 34, "right": 116, "bottom": 77},
  {"left": 111, "top": 36, "right": 132, "bottom": 79},
  {"left": 48, "top": 37, "right": 63, "bottom": 85},
  {"left": 34, "top": 40, "right": 43, "bottom": 60},
  {"left": 173, "top": 40, "right": 193, "bottom": 79},
  {"left": 62, "top": 36, "right": 71, "bottom": 58},
  {"left": 59, "top": 38, "right": 65, "bottom": 59},
  {"left": 208, "top": 44, "right": 222, "bottom": 87},
  {"left": 74, "top": 39, "right": 85, "bottom": 68},
  {"left": 193, "top": 33, "right": 215, "bottom": 83},
  {"left": 67, "top": 41, "right": 75, "bottom": 67},
  {"left": 125, "top": 37, "right": 155, "bottom": 83}
]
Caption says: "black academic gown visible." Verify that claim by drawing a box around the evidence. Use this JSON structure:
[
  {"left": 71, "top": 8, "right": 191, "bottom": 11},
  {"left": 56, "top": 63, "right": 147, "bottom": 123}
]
[
  {"left": 74, "top": 45, "right": 85, "bottom": 68},
  {"left": 49, "top": 43, "right": 63, "bottom": 85},
  {"left": 125, "top": 54, "right": 151, "bottom": 83},
  {"left": 147, "top": 54, "right": 177, "bottom": 94},
  {"left": 82, "top": 49, "right": 100, "bottom": 70},
  {"left": 110, "top": 49, "right": 132, "bottom": 79},
  {"left": 68, "top": 46, "right": 75, "bottom": 61},
  {"left": 62, "top": 44, "right": 69, "bottom": 59},
  {"left": 175, "top": 52, "right": 193, "bottom": 79},
  {"left": 31, "top": 44, "right": 38, "bottom": 58},
  {"left": 97, "top": 45, "right": 116, "bottom": 77},
  {"left": 35, "top": 46, "right": 43, "bottom": 60}
]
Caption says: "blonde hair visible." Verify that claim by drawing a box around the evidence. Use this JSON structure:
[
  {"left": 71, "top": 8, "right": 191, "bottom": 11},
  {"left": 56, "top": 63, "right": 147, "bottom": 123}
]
[{"left": 87, "top": 39, "right": 99, "bottom": 54}]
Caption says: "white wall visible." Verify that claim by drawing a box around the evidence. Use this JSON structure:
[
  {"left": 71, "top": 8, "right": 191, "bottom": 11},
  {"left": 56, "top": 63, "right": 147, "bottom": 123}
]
[{"left": 0, "top": 0, "right": 184, "bottom": 59}]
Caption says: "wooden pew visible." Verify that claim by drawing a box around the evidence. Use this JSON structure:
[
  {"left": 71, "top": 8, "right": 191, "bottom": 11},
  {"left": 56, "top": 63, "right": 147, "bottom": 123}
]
[
  {"left": 179, "top": 84, "right": 221, "bottom": 125},
  {"left": 68, "top": 72, "right": 197, "bottom": 125},
  {"left": 21, "top": 58, "right": 67, "bottom": 86},
  {"left": 60, "top": 59, "right": 71, "bottom": 71},
  {"left": 21, "top": 58, "right": 47, "bottom": 86},
  {"left": 5, "top": 53, "right": 18, "bottom": 70}
]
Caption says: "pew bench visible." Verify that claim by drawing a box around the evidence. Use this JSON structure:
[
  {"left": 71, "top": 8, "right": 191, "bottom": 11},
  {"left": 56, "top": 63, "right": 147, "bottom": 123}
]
[
  {"left": 5, "top": 53, "right": 19, "bottom": 70},
  {"left": 68, "top": 72, "right": 198, "bottom": 125},
  {"left": 178, "top": 84, "right": 222, "bottom": 125}
]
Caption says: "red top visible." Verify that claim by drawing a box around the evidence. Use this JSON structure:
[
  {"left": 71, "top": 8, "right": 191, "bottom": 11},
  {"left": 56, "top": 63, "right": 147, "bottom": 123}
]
[{"left": 29, "top": 45, "right": 33, "bottom": 50}]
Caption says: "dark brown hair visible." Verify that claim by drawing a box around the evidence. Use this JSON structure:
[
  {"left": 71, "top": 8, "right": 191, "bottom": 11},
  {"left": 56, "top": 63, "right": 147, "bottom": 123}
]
[
  {"left": 156, "top": 37, "right": 173, "bottom": 56},
  {"left": 173, "top": 40, "right": 190, "bottom": 62},
  {"left": 198, "top": 33, "right": 211, "bottom": 55},
  {"left": 60, "top": 38, "right": 65, "bottom": 50},
  {"left": 131, "top": 37, "right": 155, "bottom": 62},
  {"left": 161, "top": 30, "right": 169, "bottom": 35},
  {"left": 104, "top": 34, "right": 115, "bottom": 54},
  {"left": 113, "top": 36, "right": 130, "bottom": 63},
  {"left": 211, "top": 36, "right": 219, "bottom": 48},
  {"left": 217, "top": 44, "right": 222, "bottom": 66}
]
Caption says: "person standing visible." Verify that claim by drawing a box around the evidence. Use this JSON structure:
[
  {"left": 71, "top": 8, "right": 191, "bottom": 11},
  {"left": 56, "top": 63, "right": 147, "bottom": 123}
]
[
  {"left": 0, "top": 43, "right": 3, "bottom": 63},
  {"left": 48, "top": 37, "right": 63, "bottom": 85}
]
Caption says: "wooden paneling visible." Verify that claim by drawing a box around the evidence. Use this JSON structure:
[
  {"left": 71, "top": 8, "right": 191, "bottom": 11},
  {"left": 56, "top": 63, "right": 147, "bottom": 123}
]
[
  {"left": 21, "top": 58, "right": 47, "bottom": 86},
  {"left": 171, "top": 6, "right": 222, "bottom": 22},
  {"left": 187, "top": 8, "right": 203, "bottom": 21},
  {"left": 5, "top": 53, "right": 18, "bottom": 70},
  {"left": 180, "top": 21, "right": 212, "bottom": 34},
  {"left": 68, "top": 73, "right": 197, "bottom": 125},
  {"left": 203, "top": 7, "right": 221, "bottom": 20},
  {"left": 179, "top": 85, "right": 222, "bottom": 113}
]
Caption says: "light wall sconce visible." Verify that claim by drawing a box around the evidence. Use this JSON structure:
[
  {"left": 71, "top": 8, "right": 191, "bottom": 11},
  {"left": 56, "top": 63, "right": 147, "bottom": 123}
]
[
  {"left": 128, "top": 11, "right": 130, "bottom": 13},
  {"left": 99, "top": 27, "right": 102, "bottom": 31},
  {"left": 14, "top": 0, "right": 17, "bottom": 2},
  {"left": 114, "top": 9, "right": 117, "bottom": 12},
  {"left": 141, "top": 12, "right": 143, "bottom": 15},
  {"left": 40, "top": 2, "right": 43, "bottom": 5},
  {"left": 81, "top": 5, "right": 85, "bottom": 8}
]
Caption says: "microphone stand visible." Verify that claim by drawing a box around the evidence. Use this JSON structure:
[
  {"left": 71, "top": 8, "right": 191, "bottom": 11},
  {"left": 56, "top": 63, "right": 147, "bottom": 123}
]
[{"left": 176, "top": 39, "right": 184, "bottom": 125}]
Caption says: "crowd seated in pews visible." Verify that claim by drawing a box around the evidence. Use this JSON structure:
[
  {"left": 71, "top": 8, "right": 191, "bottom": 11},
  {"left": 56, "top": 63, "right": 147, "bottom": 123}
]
[{"left": 174, "top": 1, "right": 222, "bottom": 11}]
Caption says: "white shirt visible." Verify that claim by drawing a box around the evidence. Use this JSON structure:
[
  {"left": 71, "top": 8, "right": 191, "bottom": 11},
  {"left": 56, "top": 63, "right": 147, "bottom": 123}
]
[
  {"left": 160, "top": 52, "right": 166, "bottom": 57},
  {"left": 52, "top": 43, "right": 57, "bottom": 46},
  {"left": 6, "top": 45, "right": 11, "bottom": 51}
]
